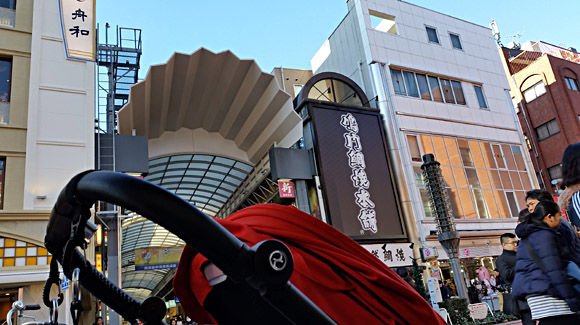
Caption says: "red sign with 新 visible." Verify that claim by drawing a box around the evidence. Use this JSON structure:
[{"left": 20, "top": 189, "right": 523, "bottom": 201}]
[{"left": 278, "top": 181, "right": 295, "bottom": 198}]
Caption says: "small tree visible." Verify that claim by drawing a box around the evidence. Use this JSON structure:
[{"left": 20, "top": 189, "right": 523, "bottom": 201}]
[{"left": 412, "top": 258, "right": 429, "bottom": 300}]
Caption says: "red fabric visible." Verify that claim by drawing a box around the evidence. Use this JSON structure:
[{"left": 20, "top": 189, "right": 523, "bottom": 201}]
[{"left": 174, "top": 204, "right": 446, "bottom": 325}]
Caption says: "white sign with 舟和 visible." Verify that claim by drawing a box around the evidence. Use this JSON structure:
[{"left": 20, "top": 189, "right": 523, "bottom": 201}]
[{"left": 59, "top": 0, "right": 95, "bottom": 61}]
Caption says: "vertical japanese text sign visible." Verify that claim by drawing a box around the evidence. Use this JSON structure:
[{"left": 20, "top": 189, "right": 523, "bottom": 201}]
[{"left": 59, "top": 0, "right": 96, "bottom": 61}]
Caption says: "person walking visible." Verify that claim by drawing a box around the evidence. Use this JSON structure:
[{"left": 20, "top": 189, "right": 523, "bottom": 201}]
[
  {"left": 496, "top": 233, "right": 533, "bottom": 324},
  {"left": 558, "top": 142, "right": 580, "bottom": 229},
  {"left": 526, "top": 189, "right": 580, "bottom": 266},
  {"left": 512, "top": 200, "right": 580, "bottom": 324}
]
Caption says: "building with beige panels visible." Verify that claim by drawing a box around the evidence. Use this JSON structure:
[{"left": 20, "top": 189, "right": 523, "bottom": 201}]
[{"left": 0, "top": 0, "right": 95, "bottom": 323}]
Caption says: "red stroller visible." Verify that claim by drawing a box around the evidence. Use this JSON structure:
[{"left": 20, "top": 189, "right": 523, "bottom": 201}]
[{"left": 45, "top": 171, "right": 446, "bottom": 324}]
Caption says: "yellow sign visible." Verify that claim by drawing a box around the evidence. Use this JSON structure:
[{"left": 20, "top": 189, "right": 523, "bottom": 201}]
[
  {"left": 59, "top": 0, "right": 96, "bottom": 61},
  {"left": 134, "top": 246, "right": 184, "bottom": 271}
]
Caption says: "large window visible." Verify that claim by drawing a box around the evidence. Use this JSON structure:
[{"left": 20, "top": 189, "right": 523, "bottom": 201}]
[
  {"left": 425, "top": 26, "right": 439, "bottom": 44},
  {"left": 523, "top": 81, "right": 546, "bottom": 103},
  {"left": 390, "top": 69, "right": 466, "bottom": 105},
  {"left": 535, "top": 119, "right": 559, "bottom": 141},
  {"left": 565, "top": 77, "right": 579, "bottom": 91},
  {"left": 0, "top": 0, "right": 16, "bottom": 27},
  {"left": 408, "top": 134, "right": 530, "bottom": 219},
  {"left": 0, "top": 158, "right": 4, "bottom": 209},
  {"left": 0, "top": 58, "right": 11, "bottom": 124}
]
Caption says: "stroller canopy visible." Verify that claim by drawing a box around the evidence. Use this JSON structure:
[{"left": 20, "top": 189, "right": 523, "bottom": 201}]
[{"left": 174, "top": 204, "right": 446, "bottom": 324}]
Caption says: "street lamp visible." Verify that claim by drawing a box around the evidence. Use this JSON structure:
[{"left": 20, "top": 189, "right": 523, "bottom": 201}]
[{"left": 421, "top": 154, "right": 469, "bottom": 301}]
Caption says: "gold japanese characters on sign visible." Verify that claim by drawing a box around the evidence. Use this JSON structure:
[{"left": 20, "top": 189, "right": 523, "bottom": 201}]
[{"left": 59, "top": 0, "right": 95, "bottom": 61}]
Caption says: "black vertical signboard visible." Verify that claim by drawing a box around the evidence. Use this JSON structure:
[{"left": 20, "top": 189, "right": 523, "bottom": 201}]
[{"left": 310, "top": 104, "right": 405, "bottom": 241}]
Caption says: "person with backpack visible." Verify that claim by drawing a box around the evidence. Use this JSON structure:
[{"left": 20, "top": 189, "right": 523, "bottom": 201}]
[{"left": 512, "top": 200, "right": 580, "bottom": 324}]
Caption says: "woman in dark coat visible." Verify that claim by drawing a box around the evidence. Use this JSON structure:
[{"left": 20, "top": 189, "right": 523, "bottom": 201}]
[{"left": 512, "top": 201, "right": 580, "bottom": 324}]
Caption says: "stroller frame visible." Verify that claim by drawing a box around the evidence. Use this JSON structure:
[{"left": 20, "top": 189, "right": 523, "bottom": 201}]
[{"left": 44, "top": 170, "right": 336, "bottom": 324}]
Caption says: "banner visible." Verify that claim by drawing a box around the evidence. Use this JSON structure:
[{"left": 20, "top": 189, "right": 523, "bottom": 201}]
[
  {"left": 134, "top": 246, "right": 184, "bottom": 271},
  {"left": 59, "top": 0, "right": 96, "bottom": 61}
]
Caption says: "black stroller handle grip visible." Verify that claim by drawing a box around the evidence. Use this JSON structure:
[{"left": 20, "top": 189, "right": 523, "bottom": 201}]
[
  {"left": 45, "top": 170, "right": 335, "bottom": 325},
  {"left": 23, "top": 304, "right": 41, "bottom": 310}
]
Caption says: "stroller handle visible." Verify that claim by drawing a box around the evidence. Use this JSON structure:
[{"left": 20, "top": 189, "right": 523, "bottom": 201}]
[{"left": 45, "top": 170, "right": 336, "bottom": 324}]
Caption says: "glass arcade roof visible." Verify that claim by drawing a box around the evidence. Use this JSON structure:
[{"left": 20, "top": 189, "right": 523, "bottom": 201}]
[{"left": 121, "top": 154, "right": 253, "bottom": 301}]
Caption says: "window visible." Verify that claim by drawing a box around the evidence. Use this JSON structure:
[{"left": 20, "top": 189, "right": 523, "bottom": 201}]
[
  {"left": 440, "top": 79, "right": 455, "bottom": 103},
  {"left": 449, "top": 33, "right": 462, "bottom": 50},
  {"left": 426, "top": 26, "right": 439, "bottom": 43},
  {"left": 416, "top": 74, "right": 431, "bottom": 100},
  {"left": 390, "top": 69, "right": 468, "bottom": 105},
  {"left": 0, "top": 0, "right": 16, "bottom": 27},
  {"left": 548, "top": 164, "right": 562, "bottom": 181},
  {"left": 408, "top": 134, "right": 530, "bottom": 219},
  {"left": 565, "top": 77, "right": 579, "bottom": 91},
  {"left": 535, "top": 119, "right": 560, "bottom": 141},
  {"left": 451, "top": 81, "right": 466, "bottom": 105},
  {"left": 0, "top": 58, "right": 10, "bottom": 124},
  {"left": 474, "top": 85, "right": 488, "bottom": 109},
  {"left": 390, "top": 70, "right": 406, "bottom": 95},
  {"left": 428, "top": 76, "right": 444, "bottom": 102},
  {"left": 0, "top": 158, "right": 4, "bottom": 209},
  {"left": 307, "top": 78, "right": 363, "bottom": 106},
  {"left": 293, "top": 84, "right": 304, "bottom": 97},
  {"left": 522, "top": 81, "right": 546, "bottom": 103},
  {"left": 403, "top": 71, "right": 419, "bottom": 98},
  {"left": 407, "top": 135, "right": 422, "bottom": 162},
  {"left": 369, "top": 10, "right": 397, "bottom": 34}
]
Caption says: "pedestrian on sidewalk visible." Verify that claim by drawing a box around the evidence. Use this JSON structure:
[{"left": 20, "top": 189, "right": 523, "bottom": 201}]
[
  {"left": 512, "top": 200, "right": 580, "bottom": 325},
  {"left": 496, "top": 232, "right": 533, "bottom": 325}
]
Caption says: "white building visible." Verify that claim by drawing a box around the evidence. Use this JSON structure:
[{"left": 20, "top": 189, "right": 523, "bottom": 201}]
[
  {"left": 311, "top": 0, "right": 536, "bottom": 281},
  {"left": 0, "top": 0, "right": 95, "bottom": 323}
]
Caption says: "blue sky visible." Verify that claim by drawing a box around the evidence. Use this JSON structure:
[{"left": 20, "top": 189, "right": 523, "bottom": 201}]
[{"left": 96, "top": 1, "right": 579, "bottom": 79}]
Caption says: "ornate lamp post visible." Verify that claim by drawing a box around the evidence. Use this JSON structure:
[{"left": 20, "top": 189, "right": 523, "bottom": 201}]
[{"left": 421, "top": 154, "right": 469, "bottom": 301}]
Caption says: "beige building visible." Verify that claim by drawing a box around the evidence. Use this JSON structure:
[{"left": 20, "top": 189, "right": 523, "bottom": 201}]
[
  {"left": 0, "top": 0, "right": 95, "bottom": 323},
  {"left": 271, "top": 67, "right": 313, "bottom": 99}
]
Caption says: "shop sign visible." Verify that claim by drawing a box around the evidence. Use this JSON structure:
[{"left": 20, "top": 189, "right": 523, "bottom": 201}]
[
  {"left": 134, "top": 246, "right": 184, "bottom": 271},
  {"left": 310, "top": 105, "right": 404, "bottom": 241},
  {"left": 363, "top": 243, "right": 413, "bottom": 267},
  {"left": 59, "top": 0, "right": 96, "bottom": 61},
  {"left": 468, "top": 303, "right": 489, "bottom": 320},
  {"left": 278, "top": 180, "right": 295, "bottom": 198}
]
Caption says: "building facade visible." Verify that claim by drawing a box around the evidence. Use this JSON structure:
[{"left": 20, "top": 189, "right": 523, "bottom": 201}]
[
  {"left": 499, "top": 41, "right": 580, "bottom": 193},
  {"left": 311, "top": 0, "right": 537, "bottom": 285},
  {"left": 0, "top": 0, "right": 95, "bottom": 323},
  {"left": 271, "top": 67, "right": 313, "bottom": 100}
]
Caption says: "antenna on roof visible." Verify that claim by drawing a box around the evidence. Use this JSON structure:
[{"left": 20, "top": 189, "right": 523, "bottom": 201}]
[{"left": 490, "top": 20, "right": 501, "bottom": 47}]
